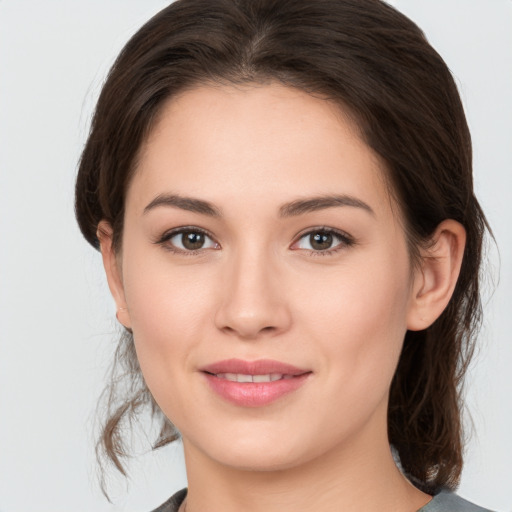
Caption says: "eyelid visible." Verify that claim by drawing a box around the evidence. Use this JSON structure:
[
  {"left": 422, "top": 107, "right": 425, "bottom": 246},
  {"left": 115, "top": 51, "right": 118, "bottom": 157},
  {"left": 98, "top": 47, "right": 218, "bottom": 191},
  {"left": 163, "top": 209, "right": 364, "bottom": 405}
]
[
  {"left": 290, "top": 226, "right": 355, "bottom": 255},
  {"left": 155, "top": 225, "right": 220, "bottom": 254},
  {"left": 154, "top": 225, "right": 355, "bottom": 256}
]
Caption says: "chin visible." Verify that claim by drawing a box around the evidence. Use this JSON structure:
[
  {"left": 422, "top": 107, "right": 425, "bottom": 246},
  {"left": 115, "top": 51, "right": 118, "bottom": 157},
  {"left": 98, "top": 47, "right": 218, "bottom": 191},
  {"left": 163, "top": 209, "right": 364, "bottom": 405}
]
[
  {"left": 216, "top": 449, "right": 304, "bottom": 473},
  {"left": 186, "top": 428, "right": 309, "bottom": 472}
]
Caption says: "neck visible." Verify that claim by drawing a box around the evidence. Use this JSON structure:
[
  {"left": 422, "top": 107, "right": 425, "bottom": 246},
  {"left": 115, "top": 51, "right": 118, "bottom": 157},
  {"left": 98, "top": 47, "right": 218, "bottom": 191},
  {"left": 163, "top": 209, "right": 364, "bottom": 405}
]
[{"left": 181, "top": 417, "right": 430, "bottom": 512}]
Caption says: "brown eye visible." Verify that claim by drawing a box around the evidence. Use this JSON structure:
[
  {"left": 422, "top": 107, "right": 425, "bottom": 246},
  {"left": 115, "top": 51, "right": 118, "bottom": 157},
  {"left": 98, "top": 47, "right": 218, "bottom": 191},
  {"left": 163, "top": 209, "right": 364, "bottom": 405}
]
[
  {"left": 309, "top": 232, "right": 333, "bottom": 250},
  {"left": 292, "top": 228, "right": 354, "bottom": 254},
  {"left": 163, "top": 228, "right": 219, "bottom": 253},
  {"left": 182, "top": 231, "right": 205, "bottom": 250}
]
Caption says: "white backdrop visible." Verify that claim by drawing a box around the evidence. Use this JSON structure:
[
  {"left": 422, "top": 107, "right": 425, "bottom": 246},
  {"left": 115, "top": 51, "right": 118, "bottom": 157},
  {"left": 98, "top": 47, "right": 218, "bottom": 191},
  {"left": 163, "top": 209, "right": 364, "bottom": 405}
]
[{"left": 0, "top": 1, "right": 510, "bottom": 511}]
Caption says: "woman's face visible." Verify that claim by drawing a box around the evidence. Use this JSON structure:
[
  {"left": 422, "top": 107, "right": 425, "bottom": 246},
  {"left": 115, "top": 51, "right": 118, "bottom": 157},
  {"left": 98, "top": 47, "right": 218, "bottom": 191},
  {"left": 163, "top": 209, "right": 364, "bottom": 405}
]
[{"left": 113, "top": 83, "right": 422, "bottom": 471}]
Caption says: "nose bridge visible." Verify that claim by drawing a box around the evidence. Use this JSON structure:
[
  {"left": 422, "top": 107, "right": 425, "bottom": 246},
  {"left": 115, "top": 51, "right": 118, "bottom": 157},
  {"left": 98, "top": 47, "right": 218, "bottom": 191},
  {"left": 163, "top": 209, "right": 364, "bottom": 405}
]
[{"left": 215, "top": 240, "right": 291, "bottom": 339}]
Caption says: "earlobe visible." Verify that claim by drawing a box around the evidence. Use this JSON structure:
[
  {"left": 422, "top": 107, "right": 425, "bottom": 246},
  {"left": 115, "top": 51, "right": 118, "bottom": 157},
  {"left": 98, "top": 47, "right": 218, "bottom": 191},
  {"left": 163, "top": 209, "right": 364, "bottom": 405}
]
[
  {"left": 407, "top": 219, "right": 466, "bottom": 331},
  {"left": 97, "top": 221, "right": 132, "bottom": 329}
]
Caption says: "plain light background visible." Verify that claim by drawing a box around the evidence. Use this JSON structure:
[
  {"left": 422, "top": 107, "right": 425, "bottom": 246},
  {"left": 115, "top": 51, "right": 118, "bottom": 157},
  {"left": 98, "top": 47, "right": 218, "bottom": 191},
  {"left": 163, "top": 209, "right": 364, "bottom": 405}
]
[{"left": 0, "top": 1, "right": 510, "bottom": 511}]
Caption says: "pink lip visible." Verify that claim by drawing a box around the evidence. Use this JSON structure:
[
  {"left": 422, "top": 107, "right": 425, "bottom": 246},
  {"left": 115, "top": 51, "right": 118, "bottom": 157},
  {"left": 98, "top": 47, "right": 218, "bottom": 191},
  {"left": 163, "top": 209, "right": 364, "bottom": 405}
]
[
  {"left": 200, "top": 358, "right": 308, "bottom": 376},
  {"left": 200, "top": 358, "right": 312, "bottom": 408}
]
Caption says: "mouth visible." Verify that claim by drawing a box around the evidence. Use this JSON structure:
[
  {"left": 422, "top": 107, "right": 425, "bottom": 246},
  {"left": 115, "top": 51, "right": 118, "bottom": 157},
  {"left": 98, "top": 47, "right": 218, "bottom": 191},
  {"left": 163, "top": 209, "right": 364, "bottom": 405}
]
[
  {"left": 200, "top": 359, "right": 312, "bottom": 407},
  {"left": 200, "top": 358, "right": 309, "bottom": 376},
  {"left": 209, "top": 373, "right": 296, "bottom": 383}
]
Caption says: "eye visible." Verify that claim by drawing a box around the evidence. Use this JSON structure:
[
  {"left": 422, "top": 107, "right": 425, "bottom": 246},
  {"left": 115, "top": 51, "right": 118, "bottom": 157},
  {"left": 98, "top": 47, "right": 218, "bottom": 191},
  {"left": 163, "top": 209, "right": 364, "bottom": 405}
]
[
  {"left": 157, "top": 227, "right": 219, "bottom": 253},
  {"left": 292, "top": 228, "right": 354, "bottom": 254}
]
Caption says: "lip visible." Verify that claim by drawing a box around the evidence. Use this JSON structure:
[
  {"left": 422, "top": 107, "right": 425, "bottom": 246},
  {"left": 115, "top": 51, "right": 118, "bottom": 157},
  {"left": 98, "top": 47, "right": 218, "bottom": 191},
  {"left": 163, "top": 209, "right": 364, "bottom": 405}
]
[
  {"left": 200, "top": 358, "right": 308, "bottom": 376},
  {"left": 200, "top": 358, "right": 312, "bottom": 407}
]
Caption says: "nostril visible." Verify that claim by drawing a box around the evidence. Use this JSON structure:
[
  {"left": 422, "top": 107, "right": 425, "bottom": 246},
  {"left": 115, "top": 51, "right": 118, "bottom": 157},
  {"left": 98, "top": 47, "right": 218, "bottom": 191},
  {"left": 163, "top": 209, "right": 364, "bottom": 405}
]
[{"left": 214, "top": 293, "right": 292, "bottom": 339}]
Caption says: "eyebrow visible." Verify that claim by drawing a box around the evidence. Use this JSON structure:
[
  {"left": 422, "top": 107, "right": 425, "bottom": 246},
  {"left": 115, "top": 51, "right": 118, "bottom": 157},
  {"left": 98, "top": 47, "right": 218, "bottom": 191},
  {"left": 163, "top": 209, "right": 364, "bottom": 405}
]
[
  {"left": 279, "top": 194, "right": 375, "bottom": 217},
  {"left": 143, "top": 193, "right": 374, "bottom": 218},
  {"left": 144, "top": 193, "right": 222, "bottom": 217}
]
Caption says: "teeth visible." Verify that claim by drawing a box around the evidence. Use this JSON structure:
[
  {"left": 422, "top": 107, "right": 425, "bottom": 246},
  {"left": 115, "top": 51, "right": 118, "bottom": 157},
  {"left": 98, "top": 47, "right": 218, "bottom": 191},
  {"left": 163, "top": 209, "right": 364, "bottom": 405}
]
[
  {"left": 252, "top": 374, "right": 270, "bottom": 383},
  {"left": 215, "top": 373, "right": 286, "bottom": 383}
]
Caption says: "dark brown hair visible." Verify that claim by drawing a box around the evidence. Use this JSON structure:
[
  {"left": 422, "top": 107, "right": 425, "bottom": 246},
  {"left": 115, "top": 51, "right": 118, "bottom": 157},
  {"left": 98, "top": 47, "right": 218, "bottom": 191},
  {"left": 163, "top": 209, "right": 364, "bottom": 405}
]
[{"left": 75, "top": 0, "right": 489, "bottom": 494}]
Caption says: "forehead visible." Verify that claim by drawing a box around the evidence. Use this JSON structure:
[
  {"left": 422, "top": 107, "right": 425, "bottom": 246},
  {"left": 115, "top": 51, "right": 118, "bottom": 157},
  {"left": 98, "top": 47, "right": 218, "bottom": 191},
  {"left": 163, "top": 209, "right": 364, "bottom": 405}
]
[{"left": 130, "top": 83, "right": 394, "bottom": 218}]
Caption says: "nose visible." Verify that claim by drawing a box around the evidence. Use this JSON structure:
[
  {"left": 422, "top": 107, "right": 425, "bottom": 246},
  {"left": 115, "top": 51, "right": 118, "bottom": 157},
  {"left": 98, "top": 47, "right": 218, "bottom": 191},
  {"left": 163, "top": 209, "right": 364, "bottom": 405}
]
[{"left": 214, "top": 247, "right": 292, "bottom": 340}]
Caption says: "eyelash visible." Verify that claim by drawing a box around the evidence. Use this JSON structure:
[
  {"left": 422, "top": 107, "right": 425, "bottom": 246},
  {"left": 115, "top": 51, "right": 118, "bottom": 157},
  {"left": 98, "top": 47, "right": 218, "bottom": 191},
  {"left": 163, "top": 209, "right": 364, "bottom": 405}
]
[
  {"left": 155, "top": 226, "right": 218, "bottom": 256},
  {"left": 154, "top": 226, "right": 355, "bottom": 257},
  {"left": 293, "top": 227, "right": 356, "bottom": 257}
]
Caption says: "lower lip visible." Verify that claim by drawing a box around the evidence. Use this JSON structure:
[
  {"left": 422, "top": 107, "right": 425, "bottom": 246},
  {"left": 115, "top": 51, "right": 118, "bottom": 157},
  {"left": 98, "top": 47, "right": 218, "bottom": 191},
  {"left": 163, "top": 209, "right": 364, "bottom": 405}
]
[{"left": 203, "top": 373, "right": 311, "bottom": 407}]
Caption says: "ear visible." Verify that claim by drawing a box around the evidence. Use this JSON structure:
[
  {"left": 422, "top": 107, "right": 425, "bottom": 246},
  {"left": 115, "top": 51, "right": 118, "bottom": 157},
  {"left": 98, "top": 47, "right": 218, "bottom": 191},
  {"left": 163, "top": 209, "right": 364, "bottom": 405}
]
[
  {"left": 97, "top": 220, "right": 132, "bottom": 329},
  {"left": 407, "top": 219, "right": 466, "bottom": 331}
]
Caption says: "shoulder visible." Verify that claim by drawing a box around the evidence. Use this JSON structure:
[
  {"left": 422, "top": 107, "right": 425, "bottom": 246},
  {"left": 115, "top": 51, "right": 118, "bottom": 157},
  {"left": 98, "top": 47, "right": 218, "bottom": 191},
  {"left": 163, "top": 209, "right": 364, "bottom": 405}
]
[
  {"left": 150, "top": 488, "right": 187, "bottom": 512},
  {"left": 148, "top": 488, "right": 495, "bottom": 512},
  {"left": 419, "top": 490, "right": 495, "bottom": 512}
]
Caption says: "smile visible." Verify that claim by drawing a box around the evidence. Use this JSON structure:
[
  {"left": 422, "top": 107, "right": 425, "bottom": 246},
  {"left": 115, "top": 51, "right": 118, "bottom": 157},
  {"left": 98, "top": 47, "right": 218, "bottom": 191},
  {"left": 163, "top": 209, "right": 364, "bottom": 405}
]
[
  {"left": 200, "top": 359, "right": 312, "bottom": 407},
  {"left": 214, "top": 373, "right": 295, "bottom": 382}
]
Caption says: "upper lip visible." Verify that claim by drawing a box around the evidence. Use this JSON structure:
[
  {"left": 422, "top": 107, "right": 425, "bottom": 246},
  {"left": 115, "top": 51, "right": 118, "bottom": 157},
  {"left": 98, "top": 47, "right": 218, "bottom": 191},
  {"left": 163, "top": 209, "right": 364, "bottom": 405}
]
[{"left": 200, "top": 358, "right": 310, "bottom": 376}]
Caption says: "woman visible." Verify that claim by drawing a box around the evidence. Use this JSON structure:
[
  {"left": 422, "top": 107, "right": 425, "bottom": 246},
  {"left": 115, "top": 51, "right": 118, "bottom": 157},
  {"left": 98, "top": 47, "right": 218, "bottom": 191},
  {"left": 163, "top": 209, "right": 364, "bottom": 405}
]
[{"left": 75, "top": 0, "right": 493, "bottom": 510}]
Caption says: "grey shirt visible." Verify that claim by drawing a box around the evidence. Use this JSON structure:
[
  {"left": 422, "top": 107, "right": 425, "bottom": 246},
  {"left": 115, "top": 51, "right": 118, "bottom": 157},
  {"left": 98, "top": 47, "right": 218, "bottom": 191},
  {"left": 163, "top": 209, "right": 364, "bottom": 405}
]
[
  {"left": 151, "top": 488, "right": 494, "bottom": 511},
  {"left": 419, "top": 490, "right": 494, "bottom": 512}
]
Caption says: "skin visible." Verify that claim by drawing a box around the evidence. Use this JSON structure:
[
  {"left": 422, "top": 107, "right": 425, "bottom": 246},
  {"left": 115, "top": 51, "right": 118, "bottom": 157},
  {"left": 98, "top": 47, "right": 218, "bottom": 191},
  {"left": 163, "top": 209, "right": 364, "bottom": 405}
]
[{"left": 99, "top": 83, "right": 466, "bottom": 512}]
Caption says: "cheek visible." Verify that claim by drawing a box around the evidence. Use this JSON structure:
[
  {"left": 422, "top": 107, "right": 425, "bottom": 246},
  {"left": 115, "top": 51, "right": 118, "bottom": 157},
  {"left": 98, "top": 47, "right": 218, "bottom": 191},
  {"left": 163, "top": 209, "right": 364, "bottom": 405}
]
[
  {"left": 122, "top": 268, "right": 219, "bottom": 425},
  {"left": 119, "top": 242, "right": 219, "bottom": 382},
  {"left": 297, "top": 250, "right": 412, "bottom": 388}
]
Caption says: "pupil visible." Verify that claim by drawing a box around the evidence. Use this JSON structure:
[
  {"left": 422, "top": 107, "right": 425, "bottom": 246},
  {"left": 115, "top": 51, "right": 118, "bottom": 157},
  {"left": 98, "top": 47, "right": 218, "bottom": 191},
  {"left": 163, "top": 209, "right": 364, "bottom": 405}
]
[
  {"left": 310, "top": 232, "right": 332, "bottom": 250},
  {"left": 183, "top": 232, "right": 205, "bottom": 250}
]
